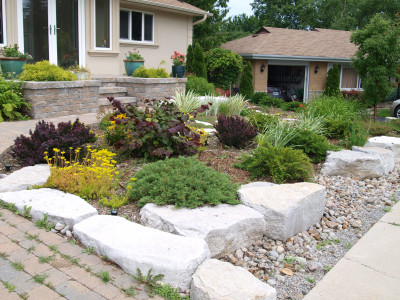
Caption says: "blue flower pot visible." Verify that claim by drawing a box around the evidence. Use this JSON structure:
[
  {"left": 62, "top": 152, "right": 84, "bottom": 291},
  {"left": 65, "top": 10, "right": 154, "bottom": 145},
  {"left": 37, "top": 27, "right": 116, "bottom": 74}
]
[
  {"left": 172, "top": 65, "right": 185, "bottom": 78},
  {"left": 124, "top": 60, "right": 144, "bottom": 76},
  {"left": 0, "top": 58, "right": 27, "bottom": 78}
]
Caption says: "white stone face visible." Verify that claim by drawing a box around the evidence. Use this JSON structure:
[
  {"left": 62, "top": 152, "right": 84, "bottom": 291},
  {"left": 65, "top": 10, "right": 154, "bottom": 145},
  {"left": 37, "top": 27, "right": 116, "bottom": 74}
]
[
  {"left": 321, "top": 150, "right": 384, "bottom": 179},
  {"left": 0, "top": 189, "right": 97, "bottom": 227},
  {"left": 140, "top": 203, "right": 266, "bottom": 258},
  {"left": 0, "top": 164, "right": 50, "bottom": 193},
  {"left": 73, "top": 215, "right": 210, "bottom": 290},
  {"left": 352, "top": 146, "right": 395, "bottom": 175},
  {"left": 240, "top": 182, "right": 276, "bottom": 189},
  {"left": 239, "top": 182, "right": 326, "bottom": 241},
  {"left": 190, "top": 259, "right": 277, "bottom": 300},
  {"left": 365, "top": 136, "right": 400, "bottom": 162}
]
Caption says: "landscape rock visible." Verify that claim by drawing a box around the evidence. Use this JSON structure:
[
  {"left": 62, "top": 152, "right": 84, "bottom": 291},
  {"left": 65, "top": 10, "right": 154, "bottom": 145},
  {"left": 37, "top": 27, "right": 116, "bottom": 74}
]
[
  {"left": 60, "top": 225, "right": 70, "bottom": 235},
  {"left": 73, "top": 215, "right": 210, "bottom": 290},
  {"left": 307, "top": 261, "right": 323, "bottom": 272},
  {"left": 190, "top": 259, "right": 276, "bottom": 300},
  {"left": 240, "top": 182, "right": 276, "bottom": 189},
  {"left": 55, "top": 223, "right": 65, "bottom": 231},
  {"left": 365, "top": 136, "right": 400, "bottom": 162},
  {"left": 239, "top": 182, "right": 326, "bottom": 241},
  {"left": 321, "top": 150, "right": 383, "bottom": 179},
  {"left": 0, "top": 188, "right": 97, "bottom": 227},
  {"left": 65, "top": 231, "right": 72, "bottom": 238},
  {"left": 0, "top": 164, "right": 50, "bottom": 192},
  {"left": 140, "top": 203, "right": 266, "bottom": 258},
  {"left": 352, "top": 146, "right": 395, "bottom": 174}
]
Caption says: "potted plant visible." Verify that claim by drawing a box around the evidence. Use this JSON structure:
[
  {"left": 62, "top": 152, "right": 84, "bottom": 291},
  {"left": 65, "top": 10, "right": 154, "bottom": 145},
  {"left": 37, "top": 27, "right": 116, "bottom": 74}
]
[
  {"left": 68, "top": 65, "right": 91, "bottom": 80},
  {"left": 124, "top": 50, "right": 144, "bottom": 76},
  {"left": 0, "top": 44, "right": 32, "bottom": 78},
  {"left": 171, "top": 51, "right": 185, "bottom": 78}
]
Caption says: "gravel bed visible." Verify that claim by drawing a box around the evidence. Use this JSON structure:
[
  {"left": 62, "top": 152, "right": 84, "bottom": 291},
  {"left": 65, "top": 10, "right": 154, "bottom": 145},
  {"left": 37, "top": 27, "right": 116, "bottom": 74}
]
[{"left": 220, "top": 163, "right": 400, "bottom": 300}]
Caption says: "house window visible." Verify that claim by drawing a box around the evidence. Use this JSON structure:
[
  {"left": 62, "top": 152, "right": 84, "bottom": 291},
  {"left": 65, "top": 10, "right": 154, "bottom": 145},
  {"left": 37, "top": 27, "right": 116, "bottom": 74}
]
[
  {"left": 0, "top": 0, "right": 5, "bottom": 46},
  {"left": 340, "top": 66, "right": 362, "bottom": 90},
  {"left": 95, "top": 0, "right": 111, "bottom": 49},
  {"left": 120, "top": 10, "right": 154, "bottom": 43}
]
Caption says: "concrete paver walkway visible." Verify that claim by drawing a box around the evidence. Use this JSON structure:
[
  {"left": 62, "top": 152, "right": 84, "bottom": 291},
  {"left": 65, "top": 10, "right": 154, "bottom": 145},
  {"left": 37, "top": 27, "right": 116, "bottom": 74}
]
[
  {"left": 305, "top": 201, "right": 400, "bottom": 300},
  {"left": 0, "top": 113, "right": 99, "bottom": 155}
]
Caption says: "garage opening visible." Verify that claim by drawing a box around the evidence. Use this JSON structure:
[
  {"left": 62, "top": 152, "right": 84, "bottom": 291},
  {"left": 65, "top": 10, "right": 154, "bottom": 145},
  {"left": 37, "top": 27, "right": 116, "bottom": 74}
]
[{"left": 267, "top": 65, "right": 306, "bottom": 101}]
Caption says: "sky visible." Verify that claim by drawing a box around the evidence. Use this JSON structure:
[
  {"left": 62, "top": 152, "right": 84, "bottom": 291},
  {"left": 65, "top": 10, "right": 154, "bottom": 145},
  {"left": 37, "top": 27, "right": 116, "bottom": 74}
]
[{"left": 226, "top": 0, "right": 253, "bottom": 18}]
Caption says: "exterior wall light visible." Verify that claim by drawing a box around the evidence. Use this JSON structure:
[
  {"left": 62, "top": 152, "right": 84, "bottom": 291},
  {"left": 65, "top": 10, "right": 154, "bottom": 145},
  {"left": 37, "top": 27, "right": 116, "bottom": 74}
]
[
  {"left": 315, "top": 65, "right": 319, "bottom": 74},
  {"left": 261, "top": 63, "right": 266, "bottom": 73}
]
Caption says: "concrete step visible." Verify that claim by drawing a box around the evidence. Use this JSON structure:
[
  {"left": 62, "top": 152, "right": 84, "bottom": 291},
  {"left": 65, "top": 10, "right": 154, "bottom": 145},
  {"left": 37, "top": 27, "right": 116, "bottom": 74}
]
[
  {"left": 99, "top": 97, "right": 137, "bottom": 110},
  {"left": 99, "top": 86, "right": 127, "bottom": 95}
]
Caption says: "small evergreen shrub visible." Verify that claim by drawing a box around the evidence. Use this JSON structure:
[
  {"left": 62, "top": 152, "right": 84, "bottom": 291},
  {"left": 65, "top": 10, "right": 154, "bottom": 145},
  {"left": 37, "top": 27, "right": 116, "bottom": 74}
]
[
  {"left": 259, "top": 94, "right": 284, "bottom": 108},
  {"left": 366, "top": 121, "right": 392, "bottom": 136},
  {"left": 0, "top": 76, "right": 30, "bottom": 122},
  {"left": 215, "top": 115, "right": 257, "bottom": 148},
  {"left": 186, "top": 44, "right": 193, "bottom": 73},
  {"left": 250, "top": 92, "right": 267, "bottom": 104},
  {"left": 132, "top": 66, "right": 169, "bottom": 78},
  {"left": 239, "top": 62, "right": 254, "bottom": 99},
  {"left": 248, "top": 112, "right": 279, "bottom": 131},
  {"left": 339, "top": 122, "right": 369, "bottom": 149},
  {"left": 287, "top": 130, "right": 332, "bottom": 163},
  {"left": 19, "top": 61, "right": 77, "bottom": 81},
  {"left": 126, "top": 157, "right": 240, "bottom": 208},
  {"left": 236, "top": 145, "right": 313, "bottom": 183},
  {"left": 324, "top": 64, "right": 340, "bottom": 96},
  {"left": 191, "top": 43, "right": 207, "bottom": 79},
  {"left": 323, "top": 118, "right": 353, "bottom": 139},
  {"left": 389, "top": 119, "right": 400, "bottom": 133},
  {"left": 12, "top": 119, "right": 96, "bottom": 166},
  {"left": 281, "top": 101, "right": 304, "bottom": 112},
  {"left": 186, "top": 75, "right": 215, "bottom": 95}
]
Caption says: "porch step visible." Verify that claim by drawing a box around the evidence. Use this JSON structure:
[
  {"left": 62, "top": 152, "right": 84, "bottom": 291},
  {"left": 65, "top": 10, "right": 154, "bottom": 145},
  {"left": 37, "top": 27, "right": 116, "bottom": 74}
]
[
  {"left": 99, "top": 96, "right": 137, "bottom": 107},
  {"left": 99, "top": 86, "right": 128, "bottom": 97}
]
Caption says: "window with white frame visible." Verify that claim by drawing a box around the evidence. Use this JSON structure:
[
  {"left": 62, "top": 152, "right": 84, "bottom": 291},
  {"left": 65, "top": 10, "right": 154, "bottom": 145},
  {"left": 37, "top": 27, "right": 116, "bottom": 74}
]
[
  {"left": 0, "top": 0, "right": 5, "bottom": 46},
  {"left": 328, "top": 64, "right": 362, "bottom": 90},
  {"left": 120, "top": 10, "right": 154, "bottom": 43},
  {"left": 95, "top": 0, "right": 112, "bottom": 49}
]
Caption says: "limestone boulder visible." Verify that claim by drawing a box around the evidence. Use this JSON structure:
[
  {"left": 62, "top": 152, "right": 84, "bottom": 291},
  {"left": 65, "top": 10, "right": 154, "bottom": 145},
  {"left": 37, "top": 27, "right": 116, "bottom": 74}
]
[
  {"left": 0, "top": 164, "right": 50, "bottom": 192},
  {"left": 0, "top": 189, "right": 97, "bottom": 227},
  {"left": 190, "top": 259, "right": 276, "bottom": 300},
  {"left": 365, "top": 136, "right": 400, "bottom": 162},
  {"left": 352, "top": 146, "right": 395, "bottom": 174},
  {"left": 239, "top": 182, "right": 326, "bottom": 241},
  {"left": 140, "top": 203, "right": 266, "bottom": 258},
  {"left": 73, "top": 215, "right": 210, "bottom": 290},
  {"left": 240, "top": 182, "right": 276, "bottom": 189},
  {"left": 321, "top": 150, "right": 383, "bottom": 179}
]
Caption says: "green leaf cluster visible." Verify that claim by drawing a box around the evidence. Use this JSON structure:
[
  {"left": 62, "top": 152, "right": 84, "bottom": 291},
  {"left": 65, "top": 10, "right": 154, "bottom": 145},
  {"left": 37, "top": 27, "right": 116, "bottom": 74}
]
[
  {"left": 239, "top": 62, "right": 254, "bottom": 99},
  {"left": 0, "top": 76, "right": 30, "bottom": 122},
  {"left": 127, "top": 156, "right": 240, "bottom": 208},
  {"left": 19, "top": 60, "right": 77, "bottom": 81},
  {"left": 324, "top": 65, "right": 340, "bottom": 97},
  {"left": 186, "top": 44, "right": 194, "bottom": 73},
  {"left": 191, "top": 43, "right": 207, "bottom": 79},
  {"left": 132, "top": 66, "right": 169, "bottom": 78},
  {"left": 186, "top": 75, "right": 215, "bottom": 95}
]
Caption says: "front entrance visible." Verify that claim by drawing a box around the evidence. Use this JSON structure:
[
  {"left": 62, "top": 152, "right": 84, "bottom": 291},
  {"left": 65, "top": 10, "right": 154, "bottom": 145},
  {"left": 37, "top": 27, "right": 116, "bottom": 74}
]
[{"left": 21, "top": 0, "right": 84, "bottom": 68}]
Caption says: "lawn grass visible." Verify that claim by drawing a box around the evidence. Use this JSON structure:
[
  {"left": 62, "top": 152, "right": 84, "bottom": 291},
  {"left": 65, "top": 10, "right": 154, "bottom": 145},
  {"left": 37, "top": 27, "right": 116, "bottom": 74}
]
[{"left": 377, "top": 108, "right": 391, "bottom": 118}]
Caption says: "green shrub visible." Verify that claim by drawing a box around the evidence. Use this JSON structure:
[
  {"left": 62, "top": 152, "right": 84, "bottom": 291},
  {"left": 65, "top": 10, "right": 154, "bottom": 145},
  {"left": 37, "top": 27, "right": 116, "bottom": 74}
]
[
  {"left": 322, "top": 118, "right": 353, "bottom": 139},
  {"left": 0, "top": 77, "right": 30, "bottom": 122},
  {"left": 385, "top": 87, "right": 400, "bottom": 101},
  {"left": 295, "top": 110, "right": 325, "bottom": 135},
  {"left": 19, "top": 61, "right": 77, "bottom": 81},
  {"left": 287, "top": 130, "right": 332, "bottom": 163},
  {"left": 173, "top": 90, "right": 200, "bottom": 113},
  {"left": 259, "top": 95, "right": 284, "bottom": 108},
  {"left": 186, "top": 44, "right": 194, "bottom": 73},
  {"left": 248, "top": 112, "right": 279, "bottom": 131},
  {"left": 235, "top": 145, "right": 313, "bottom": 183},
  {"left": 324, "top": 64, "right": 340, "bottom": 97},
  {"left": 192, "top": 43, "right": 207, "bottom": 79},
  {"left": 281, "top": 101, "right": 304, "bottom": 112},
  {"left": 365, "top": 121, "right": 392, "bottom": 136},
  {"left": 132, "top": 66, "right": 169, "bottom": 78},
  {"left": 205, "top": 48, "right": 243, "bottom": 89},
  {"left": 186, "top": 75, "right": 215, "bottom": 95},
  {"left": 256, "top": 120, "right": 299, "bottom": 148},
  {"left": 250, "top": 92, "right": 267, "bottom": 104},
  {"left": 126, "top": 157, "right": 240, "bottom": 208},
  {"left": 201, "top": 94, "right": 247, "bottom": 116},
  {"left": 339, "top": 122, "right": 369, "bottom": 149},
  {"left": 239, "top": 62, "right": 254, "bottom": 99},
  {"left": 389, "top": 119, "right": 400, "bottom": 133}
]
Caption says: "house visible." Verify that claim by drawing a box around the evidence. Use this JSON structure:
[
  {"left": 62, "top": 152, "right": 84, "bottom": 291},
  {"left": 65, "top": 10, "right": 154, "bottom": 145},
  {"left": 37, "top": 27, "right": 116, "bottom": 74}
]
[
  {"left": 0, "top": 0, "right": 210, "bottom": 75},
  {"left": 221, "top": 27, "right": 362, "bottom": 101}
]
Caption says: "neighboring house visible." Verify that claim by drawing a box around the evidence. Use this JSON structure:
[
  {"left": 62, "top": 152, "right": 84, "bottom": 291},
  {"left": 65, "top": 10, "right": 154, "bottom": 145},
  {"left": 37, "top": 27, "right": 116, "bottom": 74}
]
[
  {"left": 221, "top": 27, "right": 362, "bottom": 101},
  {"left": 0, "top": 0, "right": 210, "bottom": 75}
]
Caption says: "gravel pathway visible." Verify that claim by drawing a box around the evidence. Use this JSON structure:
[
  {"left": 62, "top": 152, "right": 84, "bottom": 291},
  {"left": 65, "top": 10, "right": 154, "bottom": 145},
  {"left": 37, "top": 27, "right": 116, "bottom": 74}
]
[{"left": 221, "top": 163, "right": 400, "bottom": 300}]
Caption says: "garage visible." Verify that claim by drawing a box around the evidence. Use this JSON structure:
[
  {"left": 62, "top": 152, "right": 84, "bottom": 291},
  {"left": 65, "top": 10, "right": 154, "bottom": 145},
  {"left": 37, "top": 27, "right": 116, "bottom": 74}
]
[{"left": 267, "top": 65, "right": 307, "bottom": 101}]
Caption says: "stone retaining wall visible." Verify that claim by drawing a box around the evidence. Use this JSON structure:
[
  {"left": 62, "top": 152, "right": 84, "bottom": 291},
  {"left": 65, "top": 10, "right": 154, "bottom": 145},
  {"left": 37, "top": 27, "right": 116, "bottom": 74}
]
[
  {"left": 22, "top": 81, "right": 101, "bottom": 119},
  {"left": 115, "top": 77, "right": 187, "bottom": 103}
]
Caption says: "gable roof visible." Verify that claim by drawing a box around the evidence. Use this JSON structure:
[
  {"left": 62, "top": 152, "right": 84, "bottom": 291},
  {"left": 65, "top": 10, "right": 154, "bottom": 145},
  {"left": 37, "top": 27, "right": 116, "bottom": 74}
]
[
  {"left": 221, "top": 27, "right": 358, "bottom": 62},
  {"left": 127, "top": 0, "right": 212, "bottom": 16}
]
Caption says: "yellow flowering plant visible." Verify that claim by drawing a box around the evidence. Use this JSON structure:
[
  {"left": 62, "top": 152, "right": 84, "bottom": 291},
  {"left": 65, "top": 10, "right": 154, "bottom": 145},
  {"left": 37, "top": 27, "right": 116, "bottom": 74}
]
[{"left": 43, "top": 146, "right": 119, "bottom": 200}]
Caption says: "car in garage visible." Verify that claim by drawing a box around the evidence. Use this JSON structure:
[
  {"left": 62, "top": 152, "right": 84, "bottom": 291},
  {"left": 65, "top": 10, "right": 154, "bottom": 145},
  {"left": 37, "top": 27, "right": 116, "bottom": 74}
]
[{"left": 390, "top": 86, "right": 400, "bottom": 118}]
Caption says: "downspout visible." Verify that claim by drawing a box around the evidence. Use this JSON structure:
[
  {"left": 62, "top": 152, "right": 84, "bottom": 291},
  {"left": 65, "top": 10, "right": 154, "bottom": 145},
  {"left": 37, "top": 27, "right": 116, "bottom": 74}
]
[{"left": 193, "top": 13, "right": 208, "bottom": 26}]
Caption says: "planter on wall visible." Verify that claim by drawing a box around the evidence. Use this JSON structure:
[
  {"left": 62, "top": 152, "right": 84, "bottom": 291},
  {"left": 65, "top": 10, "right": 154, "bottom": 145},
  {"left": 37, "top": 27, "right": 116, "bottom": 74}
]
[
  {"left": 172, "top": 65, "right": 185, "bottom": 78},
  {"left": 0, "top": 57, "right": 27, "bottom": 78},
  {"left": 124, "top": 60, "right": 144, "bottom": 76}
]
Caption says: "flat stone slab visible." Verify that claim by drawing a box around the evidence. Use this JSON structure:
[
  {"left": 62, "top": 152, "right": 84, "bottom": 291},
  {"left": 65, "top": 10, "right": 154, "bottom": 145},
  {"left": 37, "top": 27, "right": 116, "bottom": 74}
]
[
  {"left": 0, "top": 164, "right": 50, "bottom": 193},
  {"left": 0, "top": 188, "right": 97, "bottom": 228},
  {"left": 73, "top": 215, "right": 210, "bottom": 290},
  {"left": 352, "top": 146, "right": 395, "bottom": 174},
  {"left": 321, "top": 150, "right": 383, "bottom": 179},
  {"left": 239, "top": 182, "right": 326, "bottom": 241},
  {"left": 140, "top": 203, "right": 266, "bottom": 258},
  {"left": 365, "top": 136, "right": 400, "bottom": 162},
  {"left": 191, "top": 259, "right": 277, "bottom": 300},
  {"left": 240, "top": 182, "right": 276, "bottom": 189}
]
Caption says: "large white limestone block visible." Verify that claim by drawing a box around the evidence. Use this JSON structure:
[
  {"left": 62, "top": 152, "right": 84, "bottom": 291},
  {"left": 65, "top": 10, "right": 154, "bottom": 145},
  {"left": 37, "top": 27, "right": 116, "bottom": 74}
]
[
  {"left": 352, "top": 146, "right": 395, "bottom": 174},
  {"left": 0, "top": 164, "right": 50, "bottom": 192},
  {"left": 73, "top": 215, "right": 210, "bottom": 290},
  {"left": 140, "top": 203, "right": 266, "bottom": 258},
  {"left": 0, "top": 188, "right": 97, "bottom": 227},
  {"left": 365, "top": 136, "right": 400, "bottom": 162},
  {"left": 190, "top": 259, "right": 276, "bottom": 300},
  {"left": 239, "top": 182, "right": 326, "bottom": 241},
  {"left": 321, "top": 150, "right": 384, "bottom": 179}
]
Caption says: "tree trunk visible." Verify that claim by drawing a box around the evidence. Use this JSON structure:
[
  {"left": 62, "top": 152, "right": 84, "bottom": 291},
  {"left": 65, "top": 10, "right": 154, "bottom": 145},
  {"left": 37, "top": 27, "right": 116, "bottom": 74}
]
[{"left": 374, "top": 105, "right": 377, "bottom": 122}]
